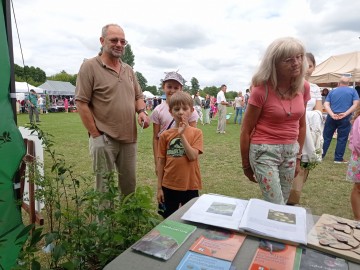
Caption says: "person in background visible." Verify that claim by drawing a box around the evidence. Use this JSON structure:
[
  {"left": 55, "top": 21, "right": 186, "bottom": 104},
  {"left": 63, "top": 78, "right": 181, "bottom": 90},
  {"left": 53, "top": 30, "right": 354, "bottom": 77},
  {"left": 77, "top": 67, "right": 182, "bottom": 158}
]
[
  {"left": 287, "top": 52, "right": 323, "bottom": 205},
  {"left": 150, "top": 71, "right": 198, "bottom": 176},
  {"left": 64, "top": 97, "right": 69, "bottom": 113},
  {"left": 233, "top": 91, "right": 244, "bottom": 125},
  {"left": 157, "top": 91, "right": 203, "bottom": 218},
  {"left": 203, "top": 94, "right": 211, "bottom": 124},
  {"left": 26, "top": 89, "right": 40, "bottom": 123},
  {"left": 347, "top": 104, "right": 360, "bottom": 220},
  {"left": 244, "top": 88, "right": 250, "bottom": 111},
  {"left": 194, "top": 91, "right": 203, "bottom": 125},
  {"left": 240, "top": 37, "right": 310, "bottom": 205},
  {"left": 322, "top": 76, "right": 359, "bottom": 163},
  {"left": 210, "top": 96, "right": 217, "bottom": 119},
  {"left": 321, "top": 88, "right": 329, "bottom": 105},
  {"left": 216, "top": 84, "right": 229, "bottom": 134},
  {"left": 75, "top": 23, "right": 150, "bottom": 197}
]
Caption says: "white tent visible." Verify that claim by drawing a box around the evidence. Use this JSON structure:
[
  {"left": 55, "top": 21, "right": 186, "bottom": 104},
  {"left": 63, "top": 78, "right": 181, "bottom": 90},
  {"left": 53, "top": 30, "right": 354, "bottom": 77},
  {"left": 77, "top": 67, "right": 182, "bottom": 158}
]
[
  {"left": 309, "top": 51, "right": 360, "bottom": 86},
  {"left": 143, "top": 90, "right": 155, "bottom": 98},
  {"left": 15, "top": 82, "right": 44, "bottom": 94}
]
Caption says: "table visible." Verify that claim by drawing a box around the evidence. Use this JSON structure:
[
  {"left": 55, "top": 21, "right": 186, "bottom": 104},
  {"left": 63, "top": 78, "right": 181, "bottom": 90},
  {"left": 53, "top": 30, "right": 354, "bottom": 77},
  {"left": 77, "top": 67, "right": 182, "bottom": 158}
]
[{"left": 104, "top": 198, "right": 360, "bottom": 270}]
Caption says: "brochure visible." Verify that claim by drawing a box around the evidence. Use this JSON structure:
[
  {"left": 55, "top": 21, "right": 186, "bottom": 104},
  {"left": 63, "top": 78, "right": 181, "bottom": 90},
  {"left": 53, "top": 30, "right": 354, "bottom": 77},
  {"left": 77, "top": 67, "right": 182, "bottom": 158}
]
[
  {"left": 248, "top": 239, "right": 300, "bottom": 270},
  {"left": 181, "top": 193, "right": 307, "bottom": 245},
  {"left": 189, "top": 228, "right": 246, "bottom": 261},
  {"left": 300, "top": 248, "right": 348, "bottom": 270},
  {"left": 131, "top": 219, "right": 196, "bottom": 260},
  {"left": 176, "top": 251, "right": 232, "bottom": 270}
]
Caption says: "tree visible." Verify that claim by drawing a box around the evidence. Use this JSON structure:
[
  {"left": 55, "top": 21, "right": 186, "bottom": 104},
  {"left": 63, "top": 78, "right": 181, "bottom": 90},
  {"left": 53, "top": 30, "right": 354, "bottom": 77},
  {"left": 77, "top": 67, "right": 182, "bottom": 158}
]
[
  {"left": 135, "top": 71, "right": 147, "bottom": 91},
  {"left": 190, "top": 77, "right": 200, "bottom": 96},
  {"left": 121, "top": 44, "right": 135, "bottom": 68},
  {"left": 226, "top": 91, "right": 238, "bottom": 100},
  {"left": 203, "top": 86, "right": 219, "bottom": 97},
  {"left": 14, "top": 64, "right": 46, "bottom": 85},
  {"left": 145, "top": 85, "right": 158, "bottom": 96},
  {"left": 48, "top": 70, "right": 77, "bottom": 86}
]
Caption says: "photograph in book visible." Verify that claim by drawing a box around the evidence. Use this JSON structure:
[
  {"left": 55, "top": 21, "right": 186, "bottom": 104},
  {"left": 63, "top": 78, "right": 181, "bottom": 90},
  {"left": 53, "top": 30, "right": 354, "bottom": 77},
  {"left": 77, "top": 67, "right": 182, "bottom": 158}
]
[
  {"left": 181, "top": 193, "right": 248, "bottom": 231},
  {"left": 248, "top": 239, "right": 300, "bottom": 270},
  {"left": 176, "top": 251, "right": 232, "bottom": 270},
  {"left": 299, "top": 248, "right": 348, "bottom": 270},
  {"left": 131, "top": 220, "right": 196, "bottom": 260},
  {"left": 189, "top": 228, "right": 246, "bottom": 261},
  {"left": 238, "top": 198, "right": 308, "bottom": 245},
  {"left": 307, "top": 214, "right": 360, "bottom": 264}
]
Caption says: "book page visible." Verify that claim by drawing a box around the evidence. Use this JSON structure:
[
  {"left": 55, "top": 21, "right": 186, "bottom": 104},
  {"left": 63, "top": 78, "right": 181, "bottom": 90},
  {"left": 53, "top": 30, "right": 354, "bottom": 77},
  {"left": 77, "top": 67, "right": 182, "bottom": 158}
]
[
  {"left": 181, "top": 194, "right": 248, "bottom": 231},
  {"left": 239, "top": 199, "right": 307, "bottom": 245}
]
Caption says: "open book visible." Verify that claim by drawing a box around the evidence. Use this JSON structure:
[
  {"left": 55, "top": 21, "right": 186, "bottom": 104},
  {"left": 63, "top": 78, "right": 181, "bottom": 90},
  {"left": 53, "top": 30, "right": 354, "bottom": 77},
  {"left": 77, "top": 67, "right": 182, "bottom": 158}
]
[{"left": 181, "top": 194, "right": 307, "bottom": 245}]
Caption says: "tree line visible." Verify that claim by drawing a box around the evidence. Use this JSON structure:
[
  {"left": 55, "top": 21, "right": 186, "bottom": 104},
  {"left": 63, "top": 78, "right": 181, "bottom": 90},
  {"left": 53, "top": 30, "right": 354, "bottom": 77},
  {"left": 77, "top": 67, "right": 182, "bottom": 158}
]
[{"left": 14, "top": 44, "right": 239, "bottom": 100}]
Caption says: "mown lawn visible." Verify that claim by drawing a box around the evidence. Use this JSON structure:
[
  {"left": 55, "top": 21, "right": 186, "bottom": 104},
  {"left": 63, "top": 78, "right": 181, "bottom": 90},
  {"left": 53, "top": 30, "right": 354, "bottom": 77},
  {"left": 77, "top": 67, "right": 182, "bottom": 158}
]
[{"left": 16, "top": 108, "right": 354, "bottom": 220}]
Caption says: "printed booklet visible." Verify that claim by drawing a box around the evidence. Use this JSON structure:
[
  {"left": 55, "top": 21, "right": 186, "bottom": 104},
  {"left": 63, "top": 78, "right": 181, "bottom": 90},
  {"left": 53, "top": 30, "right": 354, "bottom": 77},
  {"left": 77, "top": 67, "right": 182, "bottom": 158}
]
[
  {"left": 300, "top": 248, "right": 348, "bottom": 270},
  {"left": 181, "top": 193, "right": 307, "bottom": 245},
  {"left": 176, "top": 251, "right": 232, "bottom": 270},
  {"left": 248, "top": 239, "right": 300, "bottom": 270},
  {"left": 189, "top": 228, "right": 246, "bottom": 261},
  {"left": 131, "top": 219, "right": 196, "bottom": 260}
]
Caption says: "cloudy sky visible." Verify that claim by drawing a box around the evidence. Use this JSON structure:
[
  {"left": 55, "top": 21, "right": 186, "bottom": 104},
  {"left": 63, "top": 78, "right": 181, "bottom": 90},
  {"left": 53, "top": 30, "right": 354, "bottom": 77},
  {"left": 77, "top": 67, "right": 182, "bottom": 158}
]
[{"left": 10, "top": 0, "right": 360, "bottom": 92}]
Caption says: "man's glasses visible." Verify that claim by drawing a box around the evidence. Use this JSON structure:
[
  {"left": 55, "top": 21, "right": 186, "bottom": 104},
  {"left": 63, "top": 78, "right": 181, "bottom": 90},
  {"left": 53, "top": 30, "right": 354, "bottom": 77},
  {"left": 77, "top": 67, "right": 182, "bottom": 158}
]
[
  {"left": 108, "top": 38, "right": 128, "bottom": 46},
  {"left": 282, "top": 54, "right": 303, "bottom": 65}
]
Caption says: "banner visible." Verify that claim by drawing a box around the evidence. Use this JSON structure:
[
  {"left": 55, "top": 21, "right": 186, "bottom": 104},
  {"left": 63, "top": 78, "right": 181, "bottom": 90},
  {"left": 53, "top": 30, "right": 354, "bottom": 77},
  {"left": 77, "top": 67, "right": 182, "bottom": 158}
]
[{"left": 0, "top": 0, "right": 27, "bottom": 268}]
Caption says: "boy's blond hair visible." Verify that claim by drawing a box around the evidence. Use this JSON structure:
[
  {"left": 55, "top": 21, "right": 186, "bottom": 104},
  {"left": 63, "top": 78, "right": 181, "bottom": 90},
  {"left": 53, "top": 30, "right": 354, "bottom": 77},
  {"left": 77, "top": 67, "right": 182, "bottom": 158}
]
[{"left": 168, "top": 91, "right": 193, "bottom": 110}]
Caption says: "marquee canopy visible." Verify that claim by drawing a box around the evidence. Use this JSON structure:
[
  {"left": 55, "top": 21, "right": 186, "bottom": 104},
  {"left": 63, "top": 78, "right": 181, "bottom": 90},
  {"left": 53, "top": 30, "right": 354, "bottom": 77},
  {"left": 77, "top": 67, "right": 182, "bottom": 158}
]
[{"left": 309, "top": 51, "right": 360, "bottom": 87}]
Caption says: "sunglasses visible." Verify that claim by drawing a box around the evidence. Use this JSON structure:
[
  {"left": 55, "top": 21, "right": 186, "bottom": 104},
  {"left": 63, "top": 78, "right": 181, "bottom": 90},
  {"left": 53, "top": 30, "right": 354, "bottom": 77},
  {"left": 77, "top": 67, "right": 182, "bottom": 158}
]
[{"left": 108, "top": 38, "right": 128, "bottom": 46}]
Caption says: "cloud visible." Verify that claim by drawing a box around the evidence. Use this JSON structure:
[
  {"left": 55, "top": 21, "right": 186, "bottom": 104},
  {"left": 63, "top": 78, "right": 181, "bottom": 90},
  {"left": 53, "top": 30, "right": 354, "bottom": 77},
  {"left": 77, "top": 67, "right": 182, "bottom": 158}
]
[{"left": 10, "top": 0, "right": 360, "bottom": 91}]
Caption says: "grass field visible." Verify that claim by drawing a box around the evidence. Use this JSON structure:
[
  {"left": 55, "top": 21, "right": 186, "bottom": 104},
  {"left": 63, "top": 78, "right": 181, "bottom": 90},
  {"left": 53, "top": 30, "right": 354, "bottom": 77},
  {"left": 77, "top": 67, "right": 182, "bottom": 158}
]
[{"left": 16, "top": 109, "right": 354, "bottom": 220}]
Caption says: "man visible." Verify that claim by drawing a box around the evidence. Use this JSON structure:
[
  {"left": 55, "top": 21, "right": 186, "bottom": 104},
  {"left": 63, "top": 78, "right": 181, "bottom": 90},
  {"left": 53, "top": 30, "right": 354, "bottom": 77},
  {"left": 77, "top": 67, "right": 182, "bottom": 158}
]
[
  {"left": 75, "top": 23, "right": 150, "bottom": 196},
  {"left": 322, "top": 76, "right": 359, "bottom": 163},
  {"left": 216, "top": 84, "right": 229, "bottom": 134},
  {"left": 26, "top": 89, "right": 40, "bottom": 123}
]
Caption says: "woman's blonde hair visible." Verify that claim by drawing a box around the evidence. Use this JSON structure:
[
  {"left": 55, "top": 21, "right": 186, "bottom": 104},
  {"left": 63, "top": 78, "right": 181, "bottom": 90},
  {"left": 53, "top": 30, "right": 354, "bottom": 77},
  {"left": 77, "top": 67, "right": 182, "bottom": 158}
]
[{"left": 252, "top": 37, "right": 307, "bottom": 98}]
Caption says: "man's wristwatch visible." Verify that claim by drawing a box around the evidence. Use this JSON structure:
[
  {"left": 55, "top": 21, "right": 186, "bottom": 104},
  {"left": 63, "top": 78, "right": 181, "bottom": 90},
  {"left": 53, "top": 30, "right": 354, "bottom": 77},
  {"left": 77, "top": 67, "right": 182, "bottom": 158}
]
[{"left": 137, "top": 108, "right": 148, "bottom": 116}]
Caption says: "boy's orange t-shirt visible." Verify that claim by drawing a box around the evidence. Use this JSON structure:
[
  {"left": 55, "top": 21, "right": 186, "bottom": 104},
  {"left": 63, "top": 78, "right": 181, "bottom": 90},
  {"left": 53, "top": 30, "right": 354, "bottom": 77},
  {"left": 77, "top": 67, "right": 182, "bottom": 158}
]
[{"left": 158, "top": 126, "right": 203, "bottom": 191}]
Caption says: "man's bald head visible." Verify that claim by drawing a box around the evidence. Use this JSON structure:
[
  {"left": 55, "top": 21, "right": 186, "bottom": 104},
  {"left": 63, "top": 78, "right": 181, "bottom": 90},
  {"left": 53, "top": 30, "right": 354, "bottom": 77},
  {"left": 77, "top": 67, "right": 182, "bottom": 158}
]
[{"left": 339, "top": 76, "right": 350, "bottom": 86}]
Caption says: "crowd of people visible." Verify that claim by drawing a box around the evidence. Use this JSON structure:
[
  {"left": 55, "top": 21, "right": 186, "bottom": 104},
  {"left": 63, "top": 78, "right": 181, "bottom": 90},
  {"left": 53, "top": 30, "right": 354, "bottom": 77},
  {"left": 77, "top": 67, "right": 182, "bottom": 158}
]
[{"left": 74, "top": 23, "right": 360, "bottom": 220}]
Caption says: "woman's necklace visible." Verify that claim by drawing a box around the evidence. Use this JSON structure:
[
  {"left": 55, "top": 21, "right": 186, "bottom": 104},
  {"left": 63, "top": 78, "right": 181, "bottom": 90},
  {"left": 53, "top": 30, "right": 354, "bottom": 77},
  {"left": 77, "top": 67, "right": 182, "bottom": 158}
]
[
  {"left": 278, "top": 98, "right": 292, "bottom": 117},
  {"left": 276, "top": 87, "right": 292, "bottom": 116}
]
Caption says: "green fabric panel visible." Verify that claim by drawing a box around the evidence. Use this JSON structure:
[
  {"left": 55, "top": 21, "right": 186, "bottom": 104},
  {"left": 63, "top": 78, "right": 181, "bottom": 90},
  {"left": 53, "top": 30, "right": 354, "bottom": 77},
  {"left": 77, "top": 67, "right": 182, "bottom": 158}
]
[{"left": 0, "top": 0, "right": 27, "bottom": 269}]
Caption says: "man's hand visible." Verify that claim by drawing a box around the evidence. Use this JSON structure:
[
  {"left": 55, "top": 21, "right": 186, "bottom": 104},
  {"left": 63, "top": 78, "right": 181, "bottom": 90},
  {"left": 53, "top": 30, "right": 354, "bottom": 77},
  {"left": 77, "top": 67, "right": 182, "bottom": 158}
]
[{"left": 137, "top": 112, "right": 150, "bottom": 129}]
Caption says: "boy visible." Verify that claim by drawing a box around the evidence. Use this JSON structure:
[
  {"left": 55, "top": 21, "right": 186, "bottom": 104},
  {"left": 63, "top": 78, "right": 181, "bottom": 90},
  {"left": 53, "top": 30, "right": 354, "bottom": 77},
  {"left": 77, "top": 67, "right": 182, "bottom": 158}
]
[{"left": 157, "top": 91, "right": 203, "bottom": 218}]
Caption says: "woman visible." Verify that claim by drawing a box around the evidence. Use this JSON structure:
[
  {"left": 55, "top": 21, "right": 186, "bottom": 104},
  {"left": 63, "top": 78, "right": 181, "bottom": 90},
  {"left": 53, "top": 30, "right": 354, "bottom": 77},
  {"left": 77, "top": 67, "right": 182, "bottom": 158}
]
[
  {"left": 287, "top": 52, "right": 323, "bottom": 205},
  {"left": 203, "top": 94, "right": 211, "bottom": 124},
  {"left": 240, "top": 37, "right": 310, "bottom": 205}
]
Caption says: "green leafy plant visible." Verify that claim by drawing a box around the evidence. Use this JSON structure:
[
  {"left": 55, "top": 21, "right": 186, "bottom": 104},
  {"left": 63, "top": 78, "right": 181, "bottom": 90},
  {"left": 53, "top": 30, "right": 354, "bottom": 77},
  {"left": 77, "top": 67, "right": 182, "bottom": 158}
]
[{"left": 15, "top": 124, "right": 161, "bottom": 269}]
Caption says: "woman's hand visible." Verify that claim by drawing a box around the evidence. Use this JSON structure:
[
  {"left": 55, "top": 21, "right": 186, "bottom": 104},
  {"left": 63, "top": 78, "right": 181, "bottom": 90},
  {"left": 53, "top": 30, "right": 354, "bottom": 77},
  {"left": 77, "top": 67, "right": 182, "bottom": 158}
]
[
  {"left": 294, "top": 159, "right": 301, "bottom": 177},
  {"left": 243, "top": 167, "right": 257, "bottom": 183}
]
